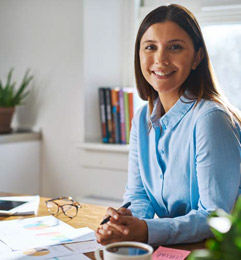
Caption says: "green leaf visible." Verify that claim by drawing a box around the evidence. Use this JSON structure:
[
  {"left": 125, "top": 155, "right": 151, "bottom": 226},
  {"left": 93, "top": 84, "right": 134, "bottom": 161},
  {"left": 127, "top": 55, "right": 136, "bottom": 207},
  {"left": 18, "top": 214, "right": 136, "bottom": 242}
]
[
  {"left": 232, "top": 196, "right": 241, "bottom": 220},
  {"left": 210, "top": 228, "right": 224, "bottom": 241},
  {"left": 236, "top": 221, "right": 241, "bottom": 234},
  {"left": 13, "top": 69, "right": 33, "bottom": 105},
  {"left": 0, "top": 68, "right": 33, "bottom": 107},
  {"left": 234, "top": 237, "right": 241, "bottom": 249},
  {"left": 5, "top": 68, "right": 14, "bottom": 89},
  {"left": 205, "top": 239, "right": 220, "bottom": 251}
]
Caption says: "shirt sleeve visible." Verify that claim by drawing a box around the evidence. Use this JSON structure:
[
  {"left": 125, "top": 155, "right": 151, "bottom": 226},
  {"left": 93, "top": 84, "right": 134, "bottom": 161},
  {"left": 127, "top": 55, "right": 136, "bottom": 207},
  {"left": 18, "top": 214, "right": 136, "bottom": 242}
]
[
  {"left": 146, "top": 110, "right": 241, "bottom": 246},
  {"left": 123, "top": 111, "right": 155, "bottom": 219}
]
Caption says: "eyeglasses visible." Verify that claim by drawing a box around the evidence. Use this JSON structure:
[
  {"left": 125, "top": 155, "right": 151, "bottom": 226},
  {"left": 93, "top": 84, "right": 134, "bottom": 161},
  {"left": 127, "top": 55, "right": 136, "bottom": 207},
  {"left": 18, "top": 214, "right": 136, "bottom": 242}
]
[{"left": 45, "top": 197, "right": 81, "bottom": 218}]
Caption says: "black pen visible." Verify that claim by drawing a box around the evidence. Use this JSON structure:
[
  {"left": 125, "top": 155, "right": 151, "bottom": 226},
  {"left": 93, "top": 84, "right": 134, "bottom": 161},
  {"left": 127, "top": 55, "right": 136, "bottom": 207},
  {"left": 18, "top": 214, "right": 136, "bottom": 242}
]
[{"left": 100, "top": 202, "right": 131, "bottom": 225}]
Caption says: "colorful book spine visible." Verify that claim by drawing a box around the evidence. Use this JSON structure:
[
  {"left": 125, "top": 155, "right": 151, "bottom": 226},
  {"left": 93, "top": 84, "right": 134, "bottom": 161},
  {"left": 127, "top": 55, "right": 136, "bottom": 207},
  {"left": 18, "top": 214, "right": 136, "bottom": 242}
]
[
  {"left": 118, "top": 89, "right": 126, "bottom": 144},
  {"left": 128, "top": 91, "right": 134, "bottom": 131},
  {"left": 124, "top": 90, "right": 130, "bottom": 144},
  {"left": 98, "top": 88, "right": 108, "bottom": 143},
  {"left": 111, "top": 88, "right": 121, "bottom": 144},
  {"left": 105, "top": 88, "right": 113, "bottom": 143}
]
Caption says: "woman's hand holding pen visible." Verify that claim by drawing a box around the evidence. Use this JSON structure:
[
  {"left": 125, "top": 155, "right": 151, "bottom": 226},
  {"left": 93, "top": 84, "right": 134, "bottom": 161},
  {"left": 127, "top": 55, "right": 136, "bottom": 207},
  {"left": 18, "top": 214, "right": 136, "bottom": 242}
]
[{"left": 95, "top": 207, "right": 148, "bottom": 245}]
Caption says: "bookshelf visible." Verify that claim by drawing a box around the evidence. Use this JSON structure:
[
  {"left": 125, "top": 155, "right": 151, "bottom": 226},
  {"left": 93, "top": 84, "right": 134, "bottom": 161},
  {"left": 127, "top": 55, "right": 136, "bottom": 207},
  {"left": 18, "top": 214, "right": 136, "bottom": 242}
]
[{"left": 81, "top": 0, "right": 137, "bottom": 152}]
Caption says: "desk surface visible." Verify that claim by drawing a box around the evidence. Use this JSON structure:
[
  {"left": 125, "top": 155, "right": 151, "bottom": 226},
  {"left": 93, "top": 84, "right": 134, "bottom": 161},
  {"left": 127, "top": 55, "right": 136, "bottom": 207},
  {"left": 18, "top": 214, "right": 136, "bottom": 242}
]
[{"left": 0, "top": 194, "right": 205, "bottom": 259}]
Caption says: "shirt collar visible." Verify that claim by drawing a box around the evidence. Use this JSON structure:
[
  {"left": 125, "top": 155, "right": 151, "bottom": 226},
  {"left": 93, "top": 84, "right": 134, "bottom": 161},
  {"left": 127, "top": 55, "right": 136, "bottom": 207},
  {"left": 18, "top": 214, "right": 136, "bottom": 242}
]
[{"left": 150, "top": 94, "right": 196, "bottom": 130}]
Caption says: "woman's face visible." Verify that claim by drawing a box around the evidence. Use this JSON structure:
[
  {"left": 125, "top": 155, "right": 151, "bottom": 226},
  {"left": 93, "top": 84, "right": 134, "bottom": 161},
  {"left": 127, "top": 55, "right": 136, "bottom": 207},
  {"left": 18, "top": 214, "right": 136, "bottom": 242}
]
[{"left": 139, "top": 21, "right": 201, "bottom": 101}]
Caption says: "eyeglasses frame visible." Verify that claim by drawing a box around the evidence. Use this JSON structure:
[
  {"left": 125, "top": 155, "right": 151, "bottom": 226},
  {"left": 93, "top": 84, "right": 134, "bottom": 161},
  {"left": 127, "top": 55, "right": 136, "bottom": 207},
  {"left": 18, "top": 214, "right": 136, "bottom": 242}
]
[{"left": 45, "top": 196, "right": 82, "bottom": 218}]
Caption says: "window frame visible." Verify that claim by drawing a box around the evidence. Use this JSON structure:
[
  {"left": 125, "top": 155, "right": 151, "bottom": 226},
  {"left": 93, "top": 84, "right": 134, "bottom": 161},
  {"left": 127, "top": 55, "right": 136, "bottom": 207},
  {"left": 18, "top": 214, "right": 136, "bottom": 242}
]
[{"left": 138, "top": 2, "right": 241, "bottom": 26}]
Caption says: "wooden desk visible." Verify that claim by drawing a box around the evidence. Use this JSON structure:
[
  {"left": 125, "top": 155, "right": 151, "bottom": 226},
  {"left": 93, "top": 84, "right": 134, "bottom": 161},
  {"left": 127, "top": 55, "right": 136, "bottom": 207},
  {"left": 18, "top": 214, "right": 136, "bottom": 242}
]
[{"left": 0, "top": 194, "right": 205, "bottom": 259}]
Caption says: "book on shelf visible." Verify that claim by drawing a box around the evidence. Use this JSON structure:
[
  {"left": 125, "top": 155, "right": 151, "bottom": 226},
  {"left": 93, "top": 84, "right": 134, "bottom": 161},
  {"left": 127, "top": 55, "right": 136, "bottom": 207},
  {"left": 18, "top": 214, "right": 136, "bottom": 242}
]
[
  {"left": 98, "top": 88, "right": 108, "bottom": 143},
  {"left": 128, "top": 91, "right": 134, "bottom": 130},
  {"left": 98, "top": 87, "right": 134, "bottom": 144},
  {"left": 111, "top": 88, "right": 121, "bottom": 144},
  {"left": 123, "top": 90, "right": 130, "bottom": 144},
  {"left": 105, "top": 88, "right": 113, "bottom": 143},
  {"left": 119, "top": 88, "right": 126, "bottom": 144}
]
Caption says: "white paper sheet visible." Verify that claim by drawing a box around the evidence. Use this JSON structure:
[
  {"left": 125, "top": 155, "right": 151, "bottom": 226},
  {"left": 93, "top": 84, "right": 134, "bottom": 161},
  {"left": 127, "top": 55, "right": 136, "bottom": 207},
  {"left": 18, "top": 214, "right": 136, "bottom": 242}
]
[
  {"left": 64, "top": 240, "right": 101, "bottom": 253},
  {"left": 1, "top": 250, "right": 90, "bottom": 260},
  {"left": 53, "top": 253, "right": 90, "bottom": 260},
  {"left": 0, "top": 216, "right": 95, "bottom": 251},
  {"left": 0, "top": 244, "right": 70, "bottom": 260},
  {"left": 72, "top": 227, "right": 95, "bottom": 242},
  {"left": 0, "top": 240, "right": 12, "bottom": 255},
  {"left": 0, "top": 241, "right": 98, "bottom": 260}
]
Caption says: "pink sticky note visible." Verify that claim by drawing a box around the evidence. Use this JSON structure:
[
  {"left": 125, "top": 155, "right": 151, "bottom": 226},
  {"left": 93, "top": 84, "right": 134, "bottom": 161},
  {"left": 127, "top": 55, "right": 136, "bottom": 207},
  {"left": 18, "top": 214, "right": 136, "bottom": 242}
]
[{"left": 152, "top": 246, "right": 191, "bottom": 260}]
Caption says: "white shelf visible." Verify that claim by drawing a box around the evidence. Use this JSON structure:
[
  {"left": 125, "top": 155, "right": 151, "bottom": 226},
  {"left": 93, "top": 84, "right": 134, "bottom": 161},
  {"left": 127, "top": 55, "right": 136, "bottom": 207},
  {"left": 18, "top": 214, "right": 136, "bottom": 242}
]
[
  {"left": 77, "top": 141, "right": 129, "bottom": 153},
  {"left": 0, "top": 131, "right": 41, "bottom": 144}
]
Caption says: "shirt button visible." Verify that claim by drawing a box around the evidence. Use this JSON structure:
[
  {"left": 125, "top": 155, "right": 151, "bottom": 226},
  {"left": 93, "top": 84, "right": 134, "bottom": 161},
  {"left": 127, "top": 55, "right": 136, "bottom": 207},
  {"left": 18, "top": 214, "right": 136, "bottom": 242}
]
[{"left": 160, "top": 174, "right": 163, "bottom": 179}]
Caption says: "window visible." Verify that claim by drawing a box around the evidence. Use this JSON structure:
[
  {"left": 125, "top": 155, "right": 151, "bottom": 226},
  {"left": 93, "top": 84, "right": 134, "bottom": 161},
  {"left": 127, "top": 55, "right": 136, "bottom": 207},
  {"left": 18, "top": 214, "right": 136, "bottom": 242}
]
[{"left": 202, "top": 24, "right": 241, "bottom": 110}]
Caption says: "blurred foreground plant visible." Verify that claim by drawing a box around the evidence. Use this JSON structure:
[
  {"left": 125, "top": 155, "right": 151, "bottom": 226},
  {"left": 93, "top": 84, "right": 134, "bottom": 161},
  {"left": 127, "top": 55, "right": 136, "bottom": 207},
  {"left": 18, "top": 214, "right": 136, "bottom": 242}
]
[{"left": 188, "top": 196, "right": 241, "bottom": 260}]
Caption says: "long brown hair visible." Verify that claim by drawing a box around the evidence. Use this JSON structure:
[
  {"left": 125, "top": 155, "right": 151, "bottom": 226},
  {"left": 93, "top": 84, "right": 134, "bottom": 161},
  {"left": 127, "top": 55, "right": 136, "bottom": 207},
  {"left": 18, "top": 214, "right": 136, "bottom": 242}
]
[{"left": 134, "top": 4, "right": 241, "bottom": 124}]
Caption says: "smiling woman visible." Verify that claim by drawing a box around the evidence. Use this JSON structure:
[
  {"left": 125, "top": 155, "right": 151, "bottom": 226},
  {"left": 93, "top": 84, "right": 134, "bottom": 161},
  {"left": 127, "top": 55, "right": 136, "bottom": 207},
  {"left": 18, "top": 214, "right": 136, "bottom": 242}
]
[
  {"left": 96, "top": 4, "right": 241, "bottom": 247},
  {"left": 139, "top": 21, "right": 203, "bottom": 112}
]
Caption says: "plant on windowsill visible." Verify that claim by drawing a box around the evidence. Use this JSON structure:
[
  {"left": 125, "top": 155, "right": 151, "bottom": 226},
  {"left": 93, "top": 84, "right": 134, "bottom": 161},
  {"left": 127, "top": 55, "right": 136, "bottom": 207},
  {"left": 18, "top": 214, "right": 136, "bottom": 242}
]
[
  {"left": 188, "top": 196, "right": 241, "bottom": 260},
  {"left": 0, "top": 68, "right": 33, "bottom": 133}
]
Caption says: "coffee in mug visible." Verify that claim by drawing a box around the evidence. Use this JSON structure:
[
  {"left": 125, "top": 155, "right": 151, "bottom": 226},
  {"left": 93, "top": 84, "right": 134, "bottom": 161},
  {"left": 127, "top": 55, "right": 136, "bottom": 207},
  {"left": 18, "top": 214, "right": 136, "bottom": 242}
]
[{"left": 95, "top": 241, "right": 153, "bottom": 260}]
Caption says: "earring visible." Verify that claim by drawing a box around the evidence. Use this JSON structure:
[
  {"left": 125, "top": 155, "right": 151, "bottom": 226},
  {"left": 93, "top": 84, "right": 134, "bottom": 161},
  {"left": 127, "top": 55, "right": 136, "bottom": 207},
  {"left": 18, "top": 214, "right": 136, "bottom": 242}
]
[{"left": 192, "top": 62, "right": 197, "bottom": 70}]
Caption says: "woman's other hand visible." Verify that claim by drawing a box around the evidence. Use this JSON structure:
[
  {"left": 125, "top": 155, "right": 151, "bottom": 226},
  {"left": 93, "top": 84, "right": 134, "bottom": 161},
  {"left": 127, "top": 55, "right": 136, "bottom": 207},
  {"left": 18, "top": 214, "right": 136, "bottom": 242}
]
[
  {"left": 102, "top": 206, "right": 132, "bottom": 221},
  {"left": 95, "top": 210, "right": 148, "bottom": 245}
]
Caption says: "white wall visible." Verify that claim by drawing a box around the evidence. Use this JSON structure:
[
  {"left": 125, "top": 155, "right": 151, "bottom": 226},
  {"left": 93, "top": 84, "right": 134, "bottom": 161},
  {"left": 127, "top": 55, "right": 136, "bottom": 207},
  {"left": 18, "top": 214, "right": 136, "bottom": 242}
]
[
  {"left": 83, "top": 0, "right": 135, "bottom": 142},
  {"left": 0, "top": 0, "right": 134, "bottom": 201},
  {"left": 0, "top": 0, "right": 84, "bottom": 198}
]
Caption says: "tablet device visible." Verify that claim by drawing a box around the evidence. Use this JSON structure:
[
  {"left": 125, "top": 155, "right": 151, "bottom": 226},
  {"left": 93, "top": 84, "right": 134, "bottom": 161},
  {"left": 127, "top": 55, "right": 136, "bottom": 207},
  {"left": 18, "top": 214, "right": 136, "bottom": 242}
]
[{"left": 0, "top": 199, "right": 28, "bottom": 215}]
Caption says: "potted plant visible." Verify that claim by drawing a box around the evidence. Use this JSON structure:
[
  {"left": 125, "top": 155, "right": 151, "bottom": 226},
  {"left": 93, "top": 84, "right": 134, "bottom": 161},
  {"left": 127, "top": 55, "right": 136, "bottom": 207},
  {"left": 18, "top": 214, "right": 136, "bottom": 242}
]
[
  {"left": 0, "top": 68, "right": 33, "bottom": 133},
  {"left": 188, "top": 196, "right": 241, "bottom": 260}
]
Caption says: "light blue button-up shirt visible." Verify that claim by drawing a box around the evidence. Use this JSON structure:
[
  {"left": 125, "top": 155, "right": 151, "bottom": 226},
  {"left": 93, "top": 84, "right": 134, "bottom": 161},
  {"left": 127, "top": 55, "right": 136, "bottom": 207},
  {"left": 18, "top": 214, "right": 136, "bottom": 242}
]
[{"left": 124, "top": 95, "right": 241, "bottom": 246}]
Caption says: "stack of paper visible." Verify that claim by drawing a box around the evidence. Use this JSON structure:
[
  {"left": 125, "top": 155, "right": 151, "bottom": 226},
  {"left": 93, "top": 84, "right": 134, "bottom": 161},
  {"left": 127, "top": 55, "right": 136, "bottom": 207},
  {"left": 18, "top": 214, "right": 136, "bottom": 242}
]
[{"left": 0, "top": 215, "right": 101, "bottom": 260}]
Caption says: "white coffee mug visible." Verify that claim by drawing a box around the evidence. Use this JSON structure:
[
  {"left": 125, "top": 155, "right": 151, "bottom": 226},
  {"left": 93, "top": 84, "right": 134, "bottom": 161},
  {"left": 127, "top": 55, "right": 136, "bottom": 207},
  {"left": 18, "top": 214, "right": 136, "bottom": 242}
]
[{"left": 94, "top": 241, "right": 153, "bottom": 260}]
